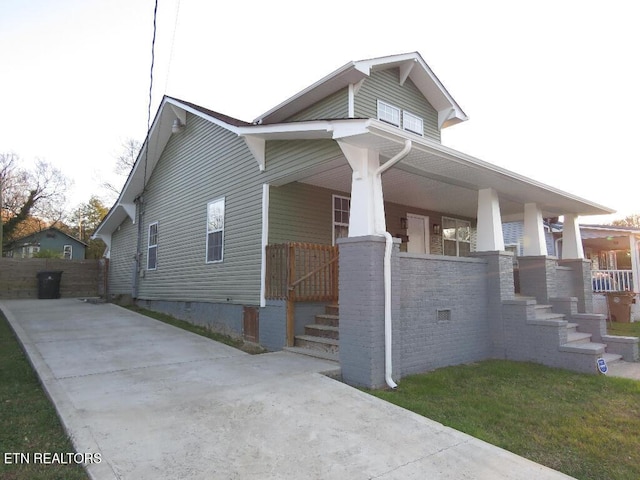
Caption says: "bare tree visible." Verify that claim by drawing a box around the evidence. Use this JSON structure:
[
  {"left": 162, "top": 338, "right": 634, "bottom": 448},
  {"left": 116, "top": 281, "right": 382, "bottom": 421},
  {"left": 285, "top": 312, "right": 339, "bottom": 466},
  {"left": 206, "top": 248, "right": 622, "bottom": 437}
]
[
  {"left": 102, "top": 138, "right": 141, "bottom": 199},
  {"left": 0, "top": 152, "right": 18, "bottom": 252},
  {"left": 611, "top": 214, "right": 640, "bottom": 229},
  {"left": 0, "top": 153, "right": 70, "bottom": 253}
]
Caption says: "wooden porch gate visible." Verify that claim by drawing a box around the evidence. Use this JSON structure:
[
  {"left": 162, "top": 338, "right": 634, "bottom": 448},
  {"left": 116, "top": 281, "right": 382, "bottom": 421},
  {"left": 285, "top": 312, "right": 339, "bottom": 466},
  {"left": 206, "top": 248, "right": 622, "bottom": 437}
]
[{"left": 265, "top": 243, "right": 339, "bottom": 346}]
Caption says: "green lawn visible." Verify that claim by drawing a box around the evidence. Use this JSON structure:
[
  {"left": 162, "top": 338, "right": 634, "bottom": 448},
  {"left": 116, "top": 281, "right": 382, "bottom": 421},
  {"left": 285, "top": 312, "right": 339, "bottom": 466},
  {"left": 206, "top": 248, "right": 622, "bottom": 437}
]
[
  {"left": 368, "top": 360, "right": 640, "bottom": 480},
  {"left": 608, "top": 320, "right": 640, "bottom": 337},
  {"left": 0, "top": 311, "right": 89, "bottom": 480}
]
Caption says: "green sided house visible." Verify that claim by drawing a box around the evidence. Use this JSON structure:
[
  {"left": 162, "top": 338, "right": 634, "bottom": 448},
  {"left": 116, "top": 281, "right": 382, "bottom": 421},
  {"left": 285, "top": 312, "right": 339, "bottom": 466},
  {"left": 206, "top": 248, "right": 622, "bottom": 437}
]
[
  {"left": 94, "top": 52, "right": 638, "bottom": 388},
  {"left": 7, "top": 226, "right": 87, "bottom": 260}
]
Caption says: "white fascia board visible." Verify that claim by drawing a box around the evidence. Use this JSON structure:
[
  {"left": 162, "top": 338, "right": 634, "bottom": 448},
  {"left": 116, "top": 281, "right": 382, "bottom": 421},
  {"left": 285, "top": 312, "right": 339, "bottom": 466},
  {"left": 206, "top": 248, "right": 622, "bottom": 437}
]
[
  {"left": 165, "top": 97, "right": 239, "bottom": 134},
  {"left": 355, "top": 52, "right": 468, "bottom": 127},
  {"left": 253, "top": 63, "right": 366, "bottom": 124},
  {"left": 238, "top": 120, "right": 351, "bottom": 139}
]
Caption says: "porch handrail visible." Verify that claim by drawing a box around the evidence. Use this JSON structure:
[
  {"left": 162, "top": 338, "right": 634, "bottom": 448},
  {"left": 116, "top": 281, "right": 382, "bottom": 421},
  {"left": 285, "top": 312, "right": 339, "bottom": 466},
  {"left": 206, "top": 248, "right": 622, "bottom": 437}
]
[
  {"left": 591, "top": 269, "right": 634, "bottom": 292},
  {"left": 265, "top": 242, "right": 339, "bottom": 302}
]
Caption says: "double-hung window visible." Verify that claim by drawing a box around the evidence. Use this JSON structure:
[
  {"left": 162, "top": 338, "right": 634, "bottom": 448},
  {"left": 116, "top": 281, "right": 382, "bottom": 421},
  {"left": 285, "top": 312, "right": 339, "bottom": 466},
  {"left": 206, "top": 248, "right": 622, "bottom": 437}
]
[
  {"left": 377, "top": 100, "right": 424, "bottom": 136},
  {"left": 63, "top": 245, "right": 72, "bottom": 260},
  {"left": 147, "top": 222, "right": 158, "bottom": 270},
  {"left": 206, "top": 198, "right": 225, "bottom": 263},
  {"left": 403, "top": 111, "right": 424, "bottom": 136},
  {"left": 442, "top": 216, "right": 471, "bottom": 257},
  {"left": 377, "top": 100, "right": 401, "bottom": 127},
  {"left": 333, "top": 195, "right": 350, "bottom": 244}
]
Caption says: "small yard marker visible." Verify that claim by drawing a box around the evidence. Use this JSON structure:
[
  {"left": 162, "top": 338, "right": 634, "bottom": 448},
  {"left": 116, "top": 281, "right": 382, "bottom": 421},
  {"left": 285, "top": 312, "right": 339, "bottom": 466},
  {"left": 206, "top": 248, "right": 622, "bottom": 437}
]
[{"left": 596, "top": 357, "right": 608, "bottom": 375}]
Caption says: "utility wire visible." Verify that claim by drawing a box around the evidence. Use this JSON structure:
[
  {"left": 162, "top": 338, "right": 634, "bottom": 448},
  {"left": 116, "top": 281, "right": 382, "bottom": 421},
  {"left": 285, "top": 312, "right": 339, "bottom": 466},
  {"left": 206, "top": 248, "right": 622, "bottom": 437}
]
[{"left": 143, "top": 0, "right": 159, "bottom": 193}]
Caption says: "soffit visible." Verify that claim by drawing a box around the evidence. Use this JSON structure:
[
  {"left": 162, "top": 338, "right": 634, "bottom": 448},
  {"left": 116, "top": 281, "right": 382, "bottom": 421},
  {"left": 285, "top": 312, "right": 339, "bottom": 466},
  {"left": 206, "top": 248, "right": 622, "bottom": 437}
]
[{"left": 296, "top": 122, "right": 613, "bottom": 219}]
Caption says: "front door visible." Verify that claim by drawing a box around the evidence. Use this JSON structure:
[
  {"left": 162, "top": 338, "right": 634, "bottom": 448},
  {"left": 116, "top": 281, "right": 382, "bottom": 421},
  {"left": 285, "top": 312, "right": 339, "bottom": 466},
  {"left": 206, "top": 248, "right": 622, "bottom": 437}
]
[{"left": 407, "top": 213, "right": 429, "bottom": 254}]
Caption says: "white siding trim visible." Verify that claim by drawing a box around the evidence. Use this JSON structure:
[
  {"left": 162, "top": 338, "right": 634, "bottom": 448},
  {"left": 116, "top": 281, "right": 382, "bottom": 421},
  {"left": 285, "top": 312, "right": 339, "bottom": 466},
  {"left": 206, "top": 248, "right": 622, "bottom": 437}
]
[{"left": 260, "top": 184, "right": 270, "bottom": 307}]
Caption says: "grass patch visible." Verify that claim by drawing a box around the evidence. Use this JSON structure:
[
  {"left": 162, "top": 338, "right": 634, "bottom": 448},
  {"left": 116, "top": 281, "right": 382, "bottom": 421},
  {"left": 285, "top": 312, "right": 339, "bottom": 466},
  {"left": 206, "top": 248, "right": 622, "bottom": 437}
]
[
  {"left": 368, "top": 360, "right": 640, "bottom": 480},
  {"left": 0, "top": 311, "right": 89, "bottom": 480},
  {"left": 124, "top": 305, "right": 267, "bottom": 354},
  {"left": 608, "top": 320, "right": 640, "bottom": 337}
]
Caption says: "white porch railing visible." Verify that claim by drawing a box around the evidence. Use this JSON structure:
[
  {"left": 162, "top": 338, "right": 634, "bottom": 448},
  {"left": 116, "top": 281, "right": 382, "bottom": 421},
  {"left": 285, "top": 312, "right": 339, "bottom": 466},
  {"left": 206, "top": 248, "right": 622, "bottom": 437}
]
[{"left": 591, "top": 269, "right": 634, "bottom": 292}]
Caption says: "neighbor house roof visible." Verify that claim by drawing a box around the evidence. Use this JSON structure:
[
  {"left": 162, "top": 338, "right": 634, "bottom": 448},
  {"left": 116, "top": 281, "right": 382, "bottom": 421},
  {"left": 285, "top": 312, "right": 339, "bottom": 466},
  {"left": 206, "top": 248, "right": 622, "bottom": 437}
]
[{"left": 8, "top": 226, "right": 87, "bottom": 247}]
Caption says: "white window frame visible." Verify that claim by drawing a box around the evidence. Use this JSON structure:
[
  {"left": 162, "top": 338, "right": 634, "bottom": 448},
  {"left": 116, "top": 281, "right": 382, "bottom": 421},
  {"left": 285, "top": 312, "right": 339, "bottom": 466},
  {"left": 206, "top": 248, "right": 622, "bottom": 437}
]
[
  {"left": 377, "top": 100, "right": 401, "bottom": 127},
  {"left": 147, "top": 222, "right": 158, "bottom": 270},
  {"left": 332, "top": 194, "right": 351, "bottom": 245},
  {"left": 442, "top": 216, "right": 472, "bottom": 257},
  {"left": 402, "top": 110, "right": 424, "bottom": 136},
  {"left": 63, "top": 244, "right": 72, "bottom": 260},
  {"left": 206, "top": 197, "right": 225, "bottom": 263}
]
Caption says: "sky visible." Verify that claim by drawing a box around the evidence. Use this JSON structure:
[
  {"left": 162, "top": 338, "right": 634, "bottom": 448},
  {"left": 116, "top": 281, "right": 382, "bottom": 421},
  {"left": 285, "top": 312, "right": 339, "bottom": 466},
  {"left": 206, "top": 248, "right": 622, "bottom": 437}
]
[{"left": 1, "top": 0, "right": 638, "bottom": 224}]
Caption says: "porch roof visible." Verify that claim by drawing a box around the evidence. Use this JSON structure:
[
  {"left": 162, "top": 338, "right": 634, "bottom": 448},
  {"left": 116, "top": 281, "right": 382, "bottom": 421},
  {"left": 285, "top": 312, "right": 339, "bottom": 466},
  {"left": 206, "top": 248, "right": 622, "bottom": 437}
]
[{"left": 240, "top": 118, "right": 614, "bottom": 220}]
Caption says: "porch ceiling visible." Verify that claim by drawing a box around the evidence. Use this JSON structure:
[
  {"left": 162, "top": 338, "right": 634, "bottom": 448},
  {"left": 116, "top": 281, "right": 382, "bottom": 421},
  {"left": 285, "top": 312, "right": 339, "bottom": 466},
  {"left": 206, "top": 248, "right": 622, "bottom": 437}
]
[{"left": 296, "top": 122, "right": 613, "bottom": 220}]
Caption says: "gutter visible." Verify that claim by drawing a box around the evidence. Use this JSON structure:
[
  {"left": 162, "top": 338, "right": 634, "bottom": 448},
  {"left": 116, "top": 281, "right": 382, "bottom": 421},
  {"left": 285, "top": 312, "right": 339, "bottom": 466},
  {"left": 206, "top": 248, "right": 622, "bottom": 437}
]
[{"left": 374, "top": 139, "right": 412, "bottom": 389}]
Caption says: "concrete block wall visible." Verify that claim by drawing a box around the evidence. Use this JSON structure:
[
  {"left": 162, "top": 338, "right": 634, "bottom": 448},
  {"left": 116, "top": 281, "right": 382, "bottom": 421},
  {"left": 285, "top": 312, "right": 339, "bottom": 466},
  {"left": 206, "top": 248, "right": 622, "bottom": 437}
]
[
  {"left": 558, "top": 259, "right": 594, "bottom": 313},
  {"left": 397, "top": 253, "right": 491, "bottom": 376},
  {"left": 518, "top": 256, "right": 558, "bottom": 304},
  {"left": 337, "top": 236, "right": 391, "bottom": 389},
  {"left": 136, "top": 299, "right": 244, "bottom": 339},
  {"left": 472, "top": 251, "right": 515, "bottom": 358},
  {"left": 555, "top": 267, "right": 573, "bottom": 298},
  {"left": 259, "top": 300, "right": 287, "bottom": 351},
  {"left": 502, "top": 298, "right": 568, "bottom": 365}
]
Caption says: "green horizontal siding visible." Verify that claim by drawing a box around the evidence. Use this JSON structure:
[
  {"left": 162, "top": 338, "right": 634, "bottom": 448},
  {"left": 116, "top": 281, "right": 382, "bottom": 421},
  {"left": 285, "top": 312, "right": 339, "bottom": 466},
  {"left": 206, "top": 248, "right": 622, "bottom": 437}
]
[
  {"left": 109, "top": 217, "right": 137, "bottom": 295},
  {"left": 355, "top": 69, "right": 441, "bottom": 141},
  {"left": 136, "top": 113, "right": 263, "bottom": 304},
  {"left": 269, "top": 183, "right": 349, "bottom": 245},
  {"left": 286, "top": 88, "right": 349, "bottom": 121}
]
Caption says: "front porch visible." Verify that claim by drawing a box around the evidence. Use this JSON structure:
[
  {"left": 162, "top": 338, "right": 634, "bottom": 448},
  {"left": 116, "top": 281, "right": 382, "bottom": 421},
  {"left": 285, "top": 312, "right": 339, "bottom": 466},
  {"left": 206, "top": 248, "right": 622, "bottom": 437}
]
[{"left": 256, "top": 124, "right": 640, "bottom": 388}]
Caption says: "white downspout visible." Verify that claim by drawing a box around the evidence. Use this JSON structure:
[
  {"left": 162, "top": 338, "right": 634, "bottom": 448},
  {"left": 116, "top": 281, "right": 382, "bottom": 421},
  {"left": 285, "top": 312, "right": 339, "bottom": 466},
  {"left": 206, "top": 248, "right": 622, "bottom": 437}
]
[{"left": 374, "top": 139, "right": 412, "bottom": 389}]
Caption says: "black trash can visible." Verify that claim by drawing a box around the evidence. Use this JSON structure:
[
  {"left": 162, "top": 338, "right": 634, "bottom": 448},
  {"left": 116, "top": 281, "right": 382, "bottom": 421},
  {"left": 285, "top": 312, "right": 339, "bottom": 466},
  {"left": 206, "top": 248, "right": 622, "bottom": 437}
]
[{"left": 36, "top": 271, "right": 63, "bottom": 299}]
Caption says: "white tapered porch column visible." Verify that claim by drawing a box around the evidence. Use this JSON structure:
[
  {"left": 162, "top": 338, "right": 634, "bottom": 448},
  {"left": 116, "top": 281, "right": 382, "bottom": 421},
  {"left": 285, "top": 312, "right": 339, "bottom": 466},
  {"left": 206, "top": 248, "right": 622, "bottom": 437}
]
[
  {"left": 561, "top": 214, "right": 584, "bottom": 259},
  {"left": 476, "top": 188, "right": 505, "bottom": 251},
  {"left": 337, "top": 142, "right": 385, "bottom": 236},
  {"left": 523, "top": 203, "right": 548, "bottom": 256}
]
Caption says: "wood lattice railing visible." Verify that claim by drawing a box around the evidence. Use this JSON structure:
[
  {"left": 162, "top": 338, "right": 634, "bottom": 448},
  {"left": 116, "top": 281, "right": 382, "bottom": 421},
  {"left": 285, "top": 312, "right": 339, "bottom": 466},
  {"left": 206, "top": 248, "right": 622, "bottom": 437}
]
[{"left": 265, "top": 243, "right": 339, "bottom": 302}]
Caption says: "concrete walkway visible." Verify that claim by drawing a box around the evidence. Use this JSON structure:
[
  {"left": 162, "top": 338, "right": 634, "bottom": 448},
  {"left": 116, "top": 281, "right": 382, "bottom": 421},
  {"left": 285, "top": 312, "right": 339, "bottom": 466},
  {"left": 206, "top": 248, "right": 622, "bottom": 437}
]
[{"left": 0, "top": 299, "right": 580, "bottom": 480}]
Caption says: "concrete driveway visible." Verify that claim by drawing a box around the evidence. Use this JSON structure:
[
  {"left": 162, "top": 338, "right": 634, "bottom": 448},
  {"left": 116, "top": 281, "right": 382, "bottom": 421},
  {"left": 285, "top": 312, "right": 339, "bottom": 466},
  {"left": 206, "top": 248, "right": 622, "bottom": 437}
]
[{"left": 1, "top": 298, "right": 574, "bottom": 480}]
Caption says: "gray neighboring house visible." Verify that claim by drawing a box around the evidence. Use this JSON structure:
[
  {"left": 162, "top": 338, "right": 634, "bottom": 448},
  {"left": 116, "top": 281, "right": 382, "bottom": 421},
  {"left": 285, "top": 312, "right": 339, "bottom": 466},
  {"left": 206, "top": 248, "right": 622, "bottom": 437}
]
[
  {"left": 94, "top": 52, "right": 638, "bottom": 388},
  {"left": 7, "top": 227, "right": 86, "bottom": 259}
]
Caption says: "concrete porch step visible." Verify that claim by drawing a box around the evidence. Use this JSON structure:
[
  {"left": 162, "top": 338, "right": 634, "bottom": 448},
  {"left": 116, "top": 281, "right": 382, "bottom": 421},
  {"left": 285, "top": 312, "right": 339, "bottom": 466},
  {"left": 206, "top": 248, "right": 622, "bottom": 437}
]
[
  {"left": 283, "top": 346, "right": 339, "bottom": 363},
  {"left": 601, "top": 352, "right": 623, "bottom": 364},
  {"left": 305, "top": 324, "right": 339, "bottom": 340},
  {"left": 325, "top": 304, "right": 339, "bottom": 316},
  {"left": 559, "top": 342, "right": 606, "bottom": 355},
  {"left": 566, "top": 331, "right": 593, "bottom": 344},
  {"left": 294, "top": 335, "right": 339, "bottom": 354},
  {"left": 534, "top": 312, "right": 566, "bottom": 321},
  {"left": 315, "top": 314, "right": 339, "bottom": 327},
  {"left": 566, "top": 322, "right": 579, "bottom": 332}
]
